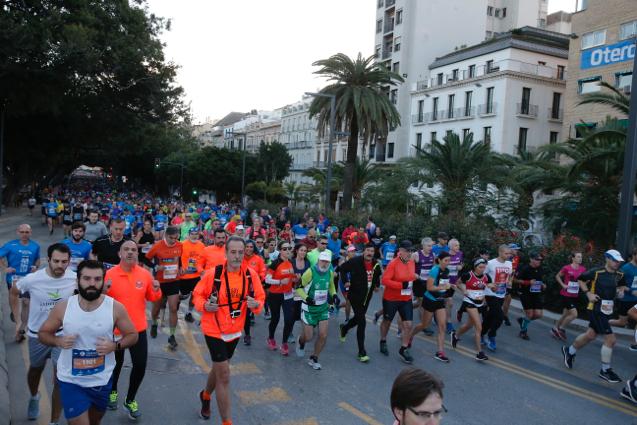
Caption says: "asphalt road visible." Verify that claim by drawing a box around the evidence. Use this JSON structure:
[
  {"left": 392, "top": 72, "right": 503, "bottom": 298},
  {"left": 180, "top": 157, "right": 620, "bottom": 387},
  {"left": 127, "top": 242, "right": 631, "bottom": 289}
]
[{"left": 2, "top": 207, "right": 637, "bottom": 425}]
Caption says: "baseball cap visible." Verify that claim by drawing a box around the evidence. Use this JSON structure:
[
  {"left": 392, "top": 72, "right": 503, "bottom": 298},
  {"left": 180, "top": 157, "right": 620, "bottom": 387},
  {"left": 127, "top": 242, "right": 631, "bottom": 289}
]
[
  {"left": 189, "top": 227, "right": 200, "bottom": 234},
  {"left": 605, "top": 249, "right": 624, "bottom": 262},
  {"left": 318, "top": 251, "right": 332, "bottom": 262},
  {"left": 347, "top": 245, "right": 356, "bottom": 252},
  {"left": 399, "top": 240, "right": 413, "bottom": 250},
  {"left": 508, "top": 243, "right": 521, "bottom": 250},
  {"left": 389, "top": 235, "right": 397, "bottom": 240},
  {"left": 530, "top": 252, "right": 544, "bottom": 261},
  {"left": 236, "top": 225, "right": 245, "bottom": 230}
]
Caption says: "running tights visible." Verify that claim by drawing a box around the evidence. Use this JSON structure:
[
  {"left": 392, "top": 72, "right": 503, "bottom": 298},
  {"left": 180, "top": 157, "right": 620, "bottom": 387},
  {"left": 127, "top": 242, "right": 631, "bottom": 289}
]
[
  {"left": 112, "top": 331, "right": 148, "bottom": 403},
  {"left": 342, "top": 303, "right": 368, "bottom": 354},
  {"left": 481, "top": 297, "right": 504, "bottom": 338},
  {"left": 267, "top": 293, "right": 295, "bottom": 343}
]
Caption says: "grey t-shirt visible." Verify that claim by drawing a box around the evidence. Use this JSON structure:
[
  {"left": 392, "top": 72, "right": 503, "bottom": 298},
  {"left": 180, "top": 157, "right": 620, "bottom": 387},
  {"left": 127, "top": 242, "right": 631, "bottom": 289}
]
[{"left": 84, "top": 221, "right": 108, "bottom": 243}]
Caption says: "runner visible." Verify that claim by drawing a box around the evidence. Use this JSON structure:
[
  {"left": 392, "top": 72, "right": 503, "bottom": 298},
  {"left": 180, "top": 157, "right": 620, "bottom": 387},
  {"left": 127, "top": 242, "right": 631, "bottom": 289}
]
[
  {"left": 179, "top": 212, "right": 198, "bottom": 241},
  {"left": 84, "top": 210, "right": 108, "bottom": 243},
  {"left": 61, "top": 202, "right": 73, "bottom": 237},
  {"left": 307, "top": 235, "right": 332, "bottom": 266},
  {"left": 380, "top": 235, "right": 398, "bottom": 268},
  {"left": 295, "top": 251, "right": 337, "bottom": 370},
  {"left": 27, "top": 195, "right": 36, "bottom": 215},
  {"left": 610, "top": 247, "right": 637, "bottom": 349},
  {"left": 194, "top": 236, "right": 265, "bottom": 424},
  {"left": 61, "top": 222, "right": 92, "bottom": 272},
  {"left": 289, "top": 243, "right": 311, "bottom": 344},
  {"left": 203, "top": 228, "right": 227, "bottom": 270},
  {"left": 621, "top": 306, "right": 637, "bottom": 403},
  {"left": 562, "top": 249, "right": 627, "bottom": 383},
  {"left": 242, "top": 240, "right": 267, "bottom": 346},
  {"left": 514, "top": 252, "right": 546, "bottom": 340},
  {"left": 452, "top": 258, "right": 492, "bottom": 361},
  {"left": 91, "top": 219, "right": 128, "bottom": 270},
  {"left": 133, "top": 218, "right": 155, "bottom": 268},
  {"left": 180, "top": 227, "right": 206, "bottom": 323},
  {"left": 146, "top": 225, "right": 183, "bottom": 348},
  {"left": 503, "top": 242, "right": 521, "bottom": 326},
  {"left": 380, "top": 240, "right": 417, "bottom": 364},
  {"left": 338, "top": 243, "right": 381, "bottom": 362},
  {"left": 265, "top": 241, "right": 296, "bottom": 355},
  {"left": 445, "top": 239, "right": 463, "bottom": 333},
  {"left": 552, "top": 251, "right": 586, "bottom": 341},
  {"left": 105, "top": 241, "right": 162, "bottom": 419},
  {"left": 390, "top": 368, "right": 445, "bottom": 425},
  {"left": 482, "top": 244, "right": 513, "bottom": 351},
  {"left": 45, "top": 197, "right": 59, "bottom": 235},
  {"left": 431, "top": 232, "right": 449, "bottom": 257},
  {"left": 11, "top": 243, "right": 76, "bottom": 423},
  {"left": 0, "top": 224, "right": 40, "bottom": 341},
  {"left": 338, "top": 245, "right": 357, "bottom": 322},
  {"left": 38, "top": 260, "right": 138, "bottom": 425},
  {"left": 72, "top": 201, "right": 85, "bottom": 224},
  {"left": 412, "top": 238, "right": 435, "bottom": 336}
]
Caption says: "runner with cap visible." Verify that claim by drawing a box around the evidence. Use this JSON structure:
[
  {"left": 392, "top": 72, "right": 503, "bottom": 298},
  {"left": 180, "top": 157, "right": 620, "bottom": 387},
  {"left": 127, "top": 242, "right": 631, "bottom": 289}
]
[
  {"left": 503, "top": 242, "right": 521, "bottom": 326},
  {"left": 562, "top": 249, "right": 627, "bottom": 383},
  {"left": 338, "top": 245, "right": 357, "bottom": 322},
  {"left": 445, "top": 239, "right": 463, "bottom": 334},
  {"left": 514, "top": 252, "right": 546, "bottom": 340}
]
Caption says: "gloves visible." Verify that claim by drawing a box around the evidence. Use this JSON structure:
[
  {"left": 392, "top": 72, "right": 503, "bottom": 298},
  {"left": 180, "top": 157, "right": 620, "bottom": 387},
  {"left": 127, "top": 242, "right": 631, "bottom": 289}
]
[
  {"left": 305, "top": 297, "right": 316, "bottom": 306},
  {"left": 402, "top": 281, "right": 411, "bottom": 289}
]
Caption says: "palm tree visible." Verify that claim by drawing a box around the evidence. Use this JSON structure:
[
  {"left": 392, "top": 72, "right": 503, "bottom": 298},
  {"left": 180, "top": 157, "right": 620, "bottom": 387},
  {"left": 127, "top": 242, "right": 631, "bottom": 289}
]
[
  {"left": 331, "top": 157, "right": 384, "bottom": 203},
  {"left": 577, "top": 81, "right": 629, "bottom": 115},
  {"left": 308, "top": 53, "right": 403, "bottom": 210}
]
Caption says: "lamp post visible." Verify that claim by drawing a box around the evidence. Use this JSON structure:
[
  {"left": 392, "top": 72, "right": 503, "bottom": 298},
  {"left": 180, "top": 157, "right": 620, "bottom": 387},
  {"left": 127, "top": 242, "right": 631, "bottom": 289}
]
[
  {"left": 305, "top": 92, "right": 336, "bottom": 211},
  {"left": 228, "top": 130, "right": 248, "bottom": 208},
  {"left": 616, "top": 39, "right": 637, "bottom": 255}
]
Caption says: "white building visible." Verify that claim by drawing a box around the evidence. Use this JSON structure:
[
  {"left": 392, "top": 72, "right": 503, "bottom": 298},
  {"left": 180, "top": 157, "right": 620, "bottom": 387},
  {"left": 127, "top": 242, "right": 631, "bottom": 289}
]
[
  {"left": 373, "top": 0, "right": 553, "bottom": 161},
  {"left": 226, "top": 110, "right": 281, "bottom": 153},
  {"left": 409, "top": 27, "right": 569, "bottom": 155}
]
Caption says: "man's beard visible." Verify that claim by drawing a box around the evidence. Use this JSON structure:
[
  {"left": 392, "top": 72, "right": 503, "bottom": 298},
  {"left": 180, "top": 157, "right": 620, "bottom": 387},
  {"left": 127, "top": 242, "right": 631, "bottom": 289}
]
[
  {"left": 72, "top": 235, "right": 83, "bottom": 242},
  {"left": 78, "top": 285, "right": 103, "bottom": 301},
  {"left": 317, "top": 264, "right": 329, "bottom": 273}
]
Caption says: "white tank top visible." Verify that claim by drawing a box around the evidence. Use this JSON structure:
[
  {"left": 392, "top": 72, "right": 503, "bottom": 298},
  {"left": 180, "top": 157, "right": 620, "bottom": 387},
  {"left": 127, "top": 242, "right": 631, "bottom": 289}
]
[{"left": 57, "top": 295, "right": 115, "bottom": 387}]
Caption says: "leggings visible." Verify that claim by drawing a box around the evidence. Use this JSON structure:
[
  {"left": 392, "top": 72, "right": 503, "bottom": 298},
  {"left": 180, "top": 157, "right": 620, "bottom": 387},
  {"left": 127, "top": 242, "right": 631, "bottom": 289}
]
[
  {"left": 267, "top": 293, "right": 295, "bottom": 343},
  {"left": 342, "top": 302, "right": 368, "bottom": 354},
  {"left": 481, "top": 297, "right": 504, "bottom": 338},
  {"left": 112, "top": 331, "right": 148, "bottom": 403}
]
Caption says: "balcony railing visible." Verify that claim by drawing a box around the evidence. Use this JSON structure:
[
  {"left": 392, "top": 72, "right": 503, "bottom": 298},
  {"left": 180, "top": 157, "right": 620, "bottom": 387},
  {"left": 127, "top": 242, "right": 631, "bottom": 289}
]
[
  {"left": 384, "top": 19, "right": 394, "bottom": 33},
  {"left": 412, "top": 113, "right": 425, "bottom": 124},
  {"left": 478, "top": 103, "right": 497, "bottom": 115},
  {"left": 415, "top": 80, "right": 429, "bottom": 91},
  {"left": 516, "top": 103, "right": 539, "bottom": 118},
  {"left": 382, "top": 49, "right": 392, "bottom": 59},
  {"left": 548, "top": 108, "right": 564, "bottom": 121}
]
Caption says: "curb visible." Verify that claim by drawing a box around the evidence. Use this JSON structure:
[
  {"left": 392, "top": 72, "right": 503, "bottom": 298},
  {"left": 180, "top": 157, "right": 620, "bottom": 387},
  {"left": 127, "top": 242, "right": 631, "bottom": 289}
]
[{"left": 0, "top": 283, "right": 11, "bottom": 424}]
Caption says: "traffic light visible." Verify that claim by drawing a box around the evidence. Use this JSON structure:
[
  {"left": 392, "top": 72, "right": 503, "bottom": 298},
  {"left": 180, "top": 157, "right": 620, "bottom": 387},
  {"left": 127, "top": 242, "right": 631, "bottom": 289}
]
[
  {"left": 192, "top": 189, "right": 198, "bottom": 195},
  {"left": 154, "top": 158, "right": 160, "bottom": 168}
]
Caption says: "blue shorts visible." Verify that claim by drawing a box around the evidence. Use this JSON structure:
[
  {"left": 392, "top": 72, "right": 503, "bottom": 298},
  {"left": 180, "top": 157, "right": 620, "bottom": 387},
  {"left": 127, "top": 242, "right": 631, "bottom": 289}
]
[{"left": 58, "top": 377, "right": 112, "bottom": 419}]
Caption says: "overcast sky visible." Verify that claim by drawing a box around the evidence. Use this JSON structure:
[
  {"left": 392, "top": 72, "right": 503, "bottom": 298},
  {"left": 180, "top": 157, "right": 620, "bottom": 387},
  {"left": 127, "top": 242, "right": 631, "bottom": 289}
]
[{"left": 146, "top": 0, "right": 577, "bottom": 123}]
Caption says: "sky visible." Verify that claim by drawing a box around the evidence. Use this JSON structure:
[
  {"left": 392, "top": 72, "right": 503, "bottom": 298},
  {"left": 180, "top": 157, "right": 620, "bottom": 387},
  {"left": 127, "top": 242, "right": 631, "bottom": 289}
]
[{"left": 146, "top": 0, "right": 577, "bottom": 124}]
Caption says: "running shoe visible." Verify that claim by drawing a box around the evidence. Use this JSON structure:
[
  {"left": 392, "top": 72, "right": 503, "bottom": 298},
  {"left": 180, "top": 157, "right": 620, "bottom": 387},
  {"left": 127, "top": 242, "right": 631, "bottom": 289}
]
[
  {"left": 107, "top": 391, "right": 118, "bottom": 410},
  {"left": 287, "top": 333, "right": 295, "bottom": 344},
  {"left": 338, "top": 323, "right": 347, "bottom": 342},
  {"left": 519, "top": 331, "right": 530, "bottom": 341},
  {"left": 422, "top": 327, "right": 435, "bottom": 336},
  {"left": 561, "top": 346, "right": 575, "bottom": 369},
  {"left": 550, "top": 327, "right": 562, "bottom": 340},
  {"left": 621, "top": 379, "right": 637, "bottom": 404},
  {"left": 486, "top": 337, "right": 497, "bottom": 352},
  {"left": 380, "top": 340, "right": 389, "bottom": 356},
  {"left": 308, "top": 356, "right": 321, "bottom": 370},
  {"left": 357, "top": 352, "right": 370, "bottom": 363},
  {"left": 168, "top": 335, "right": 178, "bottom": 350},
  {"left": 451, "top": 331, "right": 459, "bottom": 349},
  {"left": 184, "top": 312, "right": 194, "bottom": 323},
  {"left": 503, "top": 316, "right": 511, "bottom": 326},
  {"left": 373, "top": 311, "right": 381, "bottom": 325},
  {"left": 558, "top": 328, "right": 567, "bottom": 341},
  {"left": 267, "top": 338, "right": 278, "bottom": 351},
  {"left": 476, "top": 351, "right": 489, "bottom": 361},
  {"left": 124, "top": 400, "right": 142, "bottom": 420},
  {"left": 629, "top": 344, "right": 637, "bottom": 352},
  {"left": 446, "top": 323, "right": 455, "bottom": 334},
  {"left": 264, "top": 311, "right": 271, "bottom": 320},
  {"left": 27, "top": 393, "right": 40, "bottom": 420},
  {"left": 599, "top": 368, "right": 621, "bottom": 383},
  {"left": 280, "top": 343, "right": 289, "bottom": 356},
  {"left": 199, "top": 390, "right": 211, "bottom": 420},
  {"left": 434, "top": 351, "right": 450, "bottom": 363},
  {"left": 150, "top": 324, "right": 158, "bottom": 338},
  {"left": 243, "top": 335, "right": 251, "bottom": 346},
  {"left": 399, "top": 347, "right": 414, "bottom": 364},
  {"left": 295, "top": 336, "right": 305, "bottom": 357}
]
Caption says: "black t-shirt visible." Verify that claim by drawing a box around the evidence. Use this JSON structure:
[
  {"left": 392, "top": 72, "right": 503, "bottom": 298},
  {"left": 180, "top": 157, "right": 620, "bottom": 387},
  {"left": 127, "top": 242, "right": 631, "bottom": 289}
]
[
  {"left": 137, "top": 231, "right": 155, "bottom": 267},
  {"left": 62, "top": 208, "right": 73, "bottom": 223},
  {"left": 72, "top": 205, "right": 85, "bottom": 222},
  {"left": 515, "top": 264, "right": 545, "bottom": 294},
  {"left": 579, "top": 267, "right": 626, "bottom": 310},
  {"left": 92, "top": 235, "right": 129, "bottom": 268}
]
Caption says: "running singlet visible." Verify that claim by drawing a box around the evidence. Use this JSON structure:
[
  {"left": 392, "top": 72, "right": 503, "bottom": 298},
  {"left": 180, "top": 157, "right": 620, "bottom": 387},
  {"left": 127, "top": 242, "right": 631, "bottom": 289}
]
[
  {"left": 46, "top": 202, "right": 58, "bottom": 217},
  {"left": 516, "top": 264, "right": 544, "bottom": 294},
  {"left": 416, "top": 251, "right": 435, "bottom": 281},
  {"left": 267, "top": 259, "right": 296, "bottom": 297},
  {"left": 485, "top": 258, "right": 513, "bottom": 299},
  {"left": 381, "top": 243, "right": 397, "bottom": 266},
  {"left": 559, "top": 264, "right": 586, "bottom": 298},
  {"left": 462, "top": 271, "right": 490, "bottom": 306},
  {"left": 61, "top": 239, "right": 92, "bottom": 272},
  {"left": 447, "top": 251, "right": 463, "bottom": 285},
  {"left": 580, "top": 267, "right": 626, "bottom": 314},
  {"left": 424, "top": 265, "right": 450, "bottom": 301},
  {"left": 145, "top": 240, "right": 182, "bottom": 282}
]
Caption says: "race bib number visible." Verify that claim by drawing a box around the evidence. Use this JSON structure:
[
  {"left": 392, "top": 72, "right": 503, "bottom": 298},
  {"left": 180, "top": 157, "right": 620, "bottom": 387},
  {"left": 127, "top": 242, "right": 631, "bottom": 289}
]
[
  {"left": 467, "top": 290, "right": 484, "bottom": 300},
  {"left": 495, "top": 283, "right": 507, "bottom": 296},
  {"left": 163, "top": 264, "right": 178, "bottom": 279},
  {"left": 284, "top": 291, "right": 294, "bottom": 300},
  {"left": 632, "top": 276, "right": 637, "bottom": 290},
  {"left": 567, "top": 281, "right": 580, "bottom": 295},
  {"left": 70, "top": 257, "right": 83, "bottom": 270},
  {"left": 600, "top": 300, "right": 614, "bottom": 315},
  {"left": 156, "top": 222, "right": 165, "bottom": 230},
  {"left": 72, "top": 349, "right": 105, "bottom": 376},
  {"left": 530, "top": 281, "right": 542, "bottom": 293},
  {"left": 220, "top": 331, "right": 242, "bottom": 342},
  {"left": 420, "top": 268, "right": 430, "bottom": 281},
  {"left": 385, "top": 251, "right": 394, "bottom": 261},
  {"left": 314, "top": 290, "right": 328, "bottom": 305},
  {"left": 448, "top": 265, "right": 458, "bottom": 277},
  {"left": 141, "top": 245, "right": 151, "bottom": 254},
  {"left": 401, "top": 281, "right": 413, "bottom": 296}
]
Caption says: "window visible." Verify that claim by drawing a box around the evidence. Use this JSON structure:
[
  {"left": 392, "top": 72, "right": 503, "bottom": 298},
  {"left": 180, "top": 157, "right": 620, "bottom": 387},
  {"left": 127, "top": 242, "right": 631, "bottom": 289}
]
[
  {"left": 387, "top": 143, "right": 395, "bottom": 159},
  {"left": 575, "top": 123, "right": 596, "bottom": 138},
  {"left": 581, "top": 30, "right": 606, "bottom": 49},
  {"left": 437, "top": 73, "right": 444, "bottom": 85},
  {"left": 462, "top": 128, "right": 471, "bottom": 140},
  {"left": 518, "top": 128, "right": 528, "bottom": 153},
  {"left": 487, "top": 6, "right": 493, "bottom": 16},
  {"left": 578, "top": 77, "right": 601, "bottom": 94},
  {"left": 377, "top": 0, "right": 383, "bottom": 8},
  {"left": 464, "top": 91, "right": 472, "bottom": 116},
  {"left": 557, "top": 65, "right": 566, "bottom": 80},
  {"left": 369, "top": 143, "right": 376, "bottom": 159},
  {"left": 486, "top": 60, "right": 495, "bottom": 73},
  {"left": 431, "top": 132, "right": 437, "bottom": 143},
  {"left": 448, "top": 94, "right": 455, "bottom": 118},
  {"left": 538, "top": 61, "right": 546, "bottom": 66},
  {"left": 468, "top": 64, "right": 476, "bottom": 78},
  {"left": 417, "top": 99, "right": 424, "bottom": 119},
  {"left": 620, "top": 20, "right": 637, "bottom": 40},
  {"left": 376, "top": 19, "right": 383, "bottom": 33},
  {"left": 375, "top": 45, "right": 381, "bottom": 58},
  {"left": 396, "top": 9, "right": 403, "bottom": 25},
  {"left": 617, "top": 72, "right": 633, "bottom": 91},
  {"left": 550, "top": 131, "right": 559, "bottom": 145},
  {"left": 486, "top": 87, "right": 494, "bottom": 113},
  {"left": 394, "top": 36, "right": 401, "bottom": 52},
  {"left": 390, "top": 89, "right": 398, "bottom": 104},
  {"left": 577, "top": 0, "right": 588, "bottom": 11},
  {"left": 483, "top": 127, "right": 492, "bottom": 145},
  {"left": 392, "top": 62, "right": 400, "bottom": 73},
  {"left": 446, "top": 130, "right": 453, "bottom": 139},
  {"left": 521, "top": 87, "right": 531, "bottom": 114},
  {"left": 495, "top": 8, "right": 500, "bottom": 17},
  {"left": 551, "top": 92, "right": 561, "bottom": 119},
  {"left": 432, "top": 97, "right": 439, "bottom": 120},
  {"left": 538, "top": 18, "right": 546, "bottom": 28},
  {"left": 451, "top": 69, "right": 459, "bottom": 81},
  {"left": 416, "top": 133, "right": 423, "bottom": 150},
  {"left": 502, "top": 7, "right": 507, "bottom": 17}
]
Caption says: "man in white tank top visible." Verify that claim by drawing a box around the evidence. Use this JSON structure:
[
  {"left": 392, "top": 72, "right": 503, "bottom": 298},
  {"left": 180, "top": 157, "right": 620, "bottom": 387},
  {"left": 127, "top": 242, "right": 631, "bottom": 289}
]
[{"left": 39, "top": 260, "right": 138, "bottom": 425}]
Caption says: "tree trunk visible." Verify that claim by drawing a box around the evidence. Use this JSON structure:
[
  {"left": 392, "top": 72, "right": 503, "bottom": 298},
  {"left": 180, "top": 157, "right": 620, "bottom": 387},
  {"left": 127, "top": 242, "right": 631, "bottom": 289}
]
[{"left": 341, "top": 118, "right": 359, "bottom": 210}]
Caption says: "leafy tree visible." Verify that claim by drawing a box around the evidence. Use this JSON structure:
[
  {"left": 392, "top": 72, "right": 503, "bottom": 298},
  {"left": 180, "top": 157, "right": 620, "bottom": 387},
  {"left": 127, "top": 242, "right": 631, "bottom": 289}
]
[
  {"left": 308, "top": 53, "right": 403, "bottom": 210},
  {"left": 256, "top": 141, "right": 292, "bottom": 184}
]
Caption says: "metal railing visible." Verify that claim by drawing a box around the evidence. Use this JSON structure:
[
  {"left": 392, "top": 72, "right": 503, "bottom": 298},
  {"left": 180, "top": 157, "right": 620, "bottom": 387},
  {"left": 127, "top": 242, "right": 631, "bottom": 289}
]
[
  {"left": 478, "top": 103, "right": 497, "bottom": 115},
  {"left": 516, "top": 103, "right": 539, "bottom": 117},
  {"left": 384, "top": 19, "right": 394, "bottom": 33},
  {"left": 548, "top": 108, "right": 563, "bottom": 121}
]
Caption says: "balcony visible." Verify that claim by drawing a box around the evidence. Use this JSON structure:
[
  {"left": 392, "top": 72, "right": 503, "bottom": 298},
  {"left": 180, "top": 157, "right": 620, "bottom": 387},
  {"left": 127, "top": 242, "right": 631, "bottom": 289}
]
[
  {"left": 478, "top": 103, "right": 497, "bottom": 116},
  {"left": 516, "top": 103, "right": 539, "bottom": 118},
  {"left": 548, "top": 108, "right": 564, "bottom": 122},
  {"left": 383, "top": 19, "right": 394, "bottom": 34},
  {"left": 415, "top": 80, "right": 429, "bottom": 91},
  {"left": 412, "top": 113, "right": 425, "bottom": 125},
  {"left": 382, "top": 49, "right": 392, "bottom": 59}
]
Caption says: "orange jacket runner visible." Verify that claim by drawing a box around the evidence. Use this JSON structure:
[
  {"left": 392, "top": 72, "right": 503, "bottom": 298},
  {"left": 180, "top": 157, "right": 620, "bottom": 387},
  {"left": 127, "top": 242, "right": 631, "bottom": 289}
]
[
  {"left": 105, "top": 264, "right": 162, "bottom": 332},
  {"left": 193, "top": 263, "right": 266, "bottom": 340},
  {"left": 145, "top": 240, "right": 183, "bottom": 282},
  {"left": 265, "top": 258, "right": 296, "bottom": 294},
  {"left": 243, "top": 253, "right": 266, "bottom": 281},
  {"left": 202, "top": 245, "right": 226, "bottom": 270},
  {"left": 181, "top": 239, "right": 207, "bottom": 280}
]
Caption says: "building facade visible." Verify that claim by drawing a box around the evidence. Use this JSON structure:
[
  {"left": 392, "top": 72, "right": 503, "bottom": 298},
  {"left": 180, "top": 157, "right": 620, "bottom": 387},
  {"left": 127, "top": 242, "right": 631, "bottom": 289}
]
[
  {"left": 409, "top": 27, "right": 569, "bottom": 155},
  {"left": 562, "top": 0, "right": 636, "bottom": 139},
  {"left": 373, "top": 0, "right": 551, "bottom": 162}
]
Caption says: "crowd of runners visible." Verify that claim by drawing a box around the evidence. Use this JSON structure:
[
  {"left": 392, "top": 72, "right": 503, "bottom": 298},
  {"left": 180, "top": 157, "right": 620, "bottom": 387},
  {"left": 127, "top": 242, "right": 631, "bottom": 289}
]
[{"left": 1, "top": 189, "right": 637, "bottom": 425}]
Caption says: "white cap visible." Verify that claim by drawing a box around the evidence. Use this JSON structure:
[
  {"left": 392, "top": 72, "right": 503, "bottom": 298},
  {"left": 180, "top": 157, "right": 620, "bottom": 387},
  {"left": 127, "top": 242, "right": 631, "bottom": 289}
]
[
  {"left": 236, "top": 225, "right": 245, "bottom": 230},
  {"left": 389, "top": 235, "right": 397, "bottom": 240},
  {"left": 605, "top": 249, "right": 624, "bottom": 262},
  {"left": 318, "top": 251, "right": 332, "bottom": 262}
]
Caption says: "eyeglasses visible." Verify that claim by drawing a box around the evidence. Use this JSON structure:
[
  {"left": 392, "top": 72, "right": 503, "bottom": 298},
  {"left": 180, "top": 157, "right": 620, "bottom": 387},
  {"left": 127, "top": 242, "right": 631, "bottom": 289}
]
[
  {"left": 319, "top": 242, "right": 327, "bottom": 245},
  {"left": 280, "top": 247, "right": 292, "bottom": 251},
  {"left": 407, "top": 405, "right": 447, "bottom": 420}
]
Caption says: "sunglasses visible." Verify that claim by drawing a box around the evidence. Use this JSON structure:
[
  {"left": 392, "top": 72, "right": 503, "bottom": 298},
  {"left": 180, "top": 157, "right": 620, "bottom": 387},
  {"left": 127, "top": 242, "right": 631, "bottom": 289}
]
[{"left": 280, "top": 247, "right": 292, "bottom": 251}]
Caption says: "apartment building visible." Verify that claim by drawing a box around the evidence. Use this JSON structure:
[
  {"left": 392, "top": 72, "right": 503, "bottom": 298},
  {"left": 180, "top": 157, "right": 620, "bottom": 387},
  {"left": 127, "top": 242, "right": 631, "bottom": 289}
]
[
  {"left": 373, "top": 0, "right": 550, "bottom": 161},
  {"left": 563, "top": 0, "right": 636, "bottom": 139},
  {"left": 280, "top": 97, "right": 322, "bottom": 185},
  {"left": 409, "top": 27, "right": 569, "bottom": 155}
]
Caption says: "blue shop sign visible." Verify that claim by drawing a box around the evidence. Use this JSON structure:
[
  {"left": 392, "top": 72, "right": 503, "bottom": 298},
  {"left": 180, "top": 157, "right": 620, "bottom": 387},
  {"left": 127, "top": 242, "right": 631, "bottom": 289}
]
[{"left": 581, "top": 39, "right": 635, "bottom": 70}]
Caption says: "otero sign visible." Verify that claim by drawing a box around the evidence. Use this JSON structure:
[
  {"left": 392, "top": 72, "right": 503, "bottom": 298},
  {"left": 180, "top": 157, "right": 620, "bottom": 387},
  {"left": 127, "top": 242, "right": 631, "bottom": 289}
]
[{"left": 581, "top": 39, "right": 635, "bottom": 69}]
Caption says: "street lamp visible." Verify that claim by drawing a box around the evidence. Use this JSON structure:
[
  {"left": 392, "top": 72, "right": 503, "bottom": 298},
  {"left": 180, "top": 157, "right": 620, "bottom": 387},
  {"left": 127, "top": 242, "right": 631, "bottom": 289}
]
[
  {"left": 227, "top": 130, "right": 248, "bottom": 208},
  {"left": 305, "top": 91, "right": 336, "bottom": 211}
]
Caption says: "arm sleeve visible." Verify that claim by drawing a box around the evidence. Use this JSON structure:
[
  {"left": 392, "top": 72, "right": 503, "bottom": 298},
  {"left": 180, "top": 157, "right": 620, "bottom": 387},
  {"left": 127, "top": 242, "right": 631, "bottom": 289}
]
[
  {"left": 338, "top": 258, "right": 353, "bottom": 284},
  {"left": 373, "top": 263, "right": 382, "bottom": 288},
  {"left": 145, "top": 243, "right": 158, "bottom": 261},
  {"left": 328, "top": 271, "right": 336, "bottom": 296},
  {"left": 265, "top": 261, "right": 281, "bottom": 285},
  {"left": 192, "top": 273, "right": 212, "bottom": 313},
  {"left": 249, "top": 272, "right": 266, "bottom": 315},
  {"left": 296, "top": 268, "right": 312, "bottom": 299},
  {"left": 381, "top": 261, "right": 403, "bottom": 289}
]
